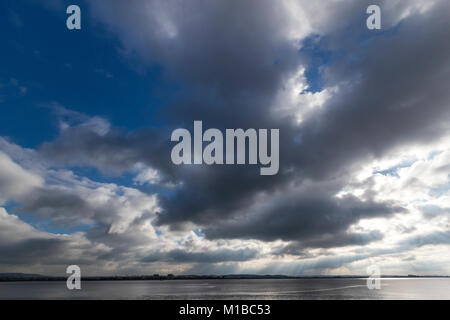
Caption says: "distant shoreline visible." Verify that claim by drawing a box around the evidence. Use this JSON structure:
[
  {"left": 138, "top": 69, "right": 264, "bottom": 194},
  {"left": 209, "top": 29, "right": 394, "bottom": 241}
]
[{"left": 1, "top": 274, "right": 449, "bottom": 282}]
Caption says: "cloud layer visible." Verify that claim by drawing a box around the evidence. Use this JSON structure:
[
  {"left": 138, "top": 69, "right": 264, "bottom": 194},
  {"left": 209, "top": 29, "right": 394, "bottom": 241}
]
[{"left": 1, "top": 0, "right": 450, "bottom": 276}]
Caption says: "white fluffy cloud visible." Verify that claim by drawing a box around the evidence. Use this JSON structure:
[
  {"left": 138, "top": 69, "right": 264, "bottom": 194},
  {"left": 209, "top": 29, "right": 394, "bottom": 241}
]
[{"left": 0, "top": 151, "right": 42, "bottom": 204}]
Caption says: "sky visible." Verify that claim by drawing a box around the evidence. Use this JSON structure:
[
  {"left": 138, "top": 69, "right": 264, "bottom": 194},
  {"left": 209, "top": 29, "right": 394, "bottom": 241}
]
[{"left": 0, "top": 0, "right": 450, "bottom": 276}]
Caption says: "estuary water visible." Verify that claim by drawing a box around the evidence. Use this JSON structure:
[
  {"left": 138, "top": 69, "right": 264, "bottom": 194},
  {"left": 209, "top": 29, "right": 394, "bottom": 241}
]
[{"left": 0, "top": 278, "right": 449, "bottom": 300}]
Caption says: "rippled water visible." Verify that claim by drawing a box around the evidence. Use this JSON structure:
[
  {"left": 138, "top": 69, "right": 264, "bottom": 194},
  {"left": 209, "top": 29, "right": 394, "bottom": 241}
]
[{"left": 1, "top": 278, "right": 449, "bottom": 300}]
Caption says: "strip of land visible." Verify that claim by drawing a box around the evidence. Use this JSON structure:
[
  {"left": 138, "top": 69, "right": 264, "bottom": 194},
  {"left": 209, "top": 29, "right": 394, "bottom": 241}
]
[{"left": 0, "top": 273, "right": 448, "bottom": 282}]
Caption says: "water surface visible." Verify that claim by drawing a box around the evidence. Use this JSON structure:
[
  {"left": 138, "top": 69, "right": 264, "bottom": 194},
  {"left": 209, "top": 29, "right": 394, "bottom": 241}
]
[{"left": 0, "top": 278, "right": 449, "bottom": 300}]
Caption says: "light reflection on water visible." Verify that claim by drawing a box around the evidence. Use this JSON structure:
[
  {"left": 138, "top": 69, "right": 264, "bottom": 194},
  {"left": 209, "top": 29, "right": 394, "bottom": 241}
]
[{"left": 0, "top": 278, "right": 449, "bottom": 300}]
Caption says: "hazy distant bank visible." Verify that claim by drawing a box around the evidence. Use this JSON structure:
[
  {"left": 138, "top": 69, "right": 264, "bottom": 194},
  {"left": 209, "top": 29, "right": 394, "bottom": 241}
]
[{"left": 1, "top": 273, "right": 448, "bottom": 282}]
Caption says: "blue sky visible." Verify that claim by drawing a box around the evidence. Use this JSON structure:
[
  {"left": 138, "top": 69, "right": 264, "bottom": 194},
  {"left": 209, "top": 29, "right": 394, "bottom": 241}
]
[{"left": 0, "top": 0, "right": 178, "bottom": 149}]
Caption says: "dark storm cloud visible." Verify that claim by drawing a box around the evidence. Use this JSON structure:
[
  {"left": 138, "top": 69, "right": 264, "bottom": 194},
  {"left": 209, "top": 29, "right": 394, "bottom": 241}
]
[
  {"left": 18, "top": 187, "right": 93, "bottom": 225},
  {"left": 419, "top": 205, "right": 450, "bottom": 218},
  {"left": 203, "top": 194, "right": 402, "bottom": 242},
  {"left": 295, "top": 3, "right": 450, "bottom": 180},
  {"left": 142, "top": 248, "right": 259, "bottom": 264},
  {"left": 403, "top": 256, "right": 416, "bottom": 262},
  {"left": 156, "top": 0, "right": 450, "bottom": 239},
  {"left": 278, "top": 230, "right": 384, "bottom": 254},
  {"left": 37, "top": 0, "right": 450, "bottom": 252},
  {"left": 0, "top": 238, "right": 68, "bottom": 264},
  {"left": 89, "top": 0, "right": 300, "bottom": 98},
  {"left": 15, "top": 185, "right": 131, "bottom": 229},
  {"left": 40, "top": 124, "right": 169, "bottom": 176},
  {"left": 0, "top": 235, "right": 111, "bottom": 267},
  {"left": 398, "top": 231, "right": 450, "bottom": 248}
]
